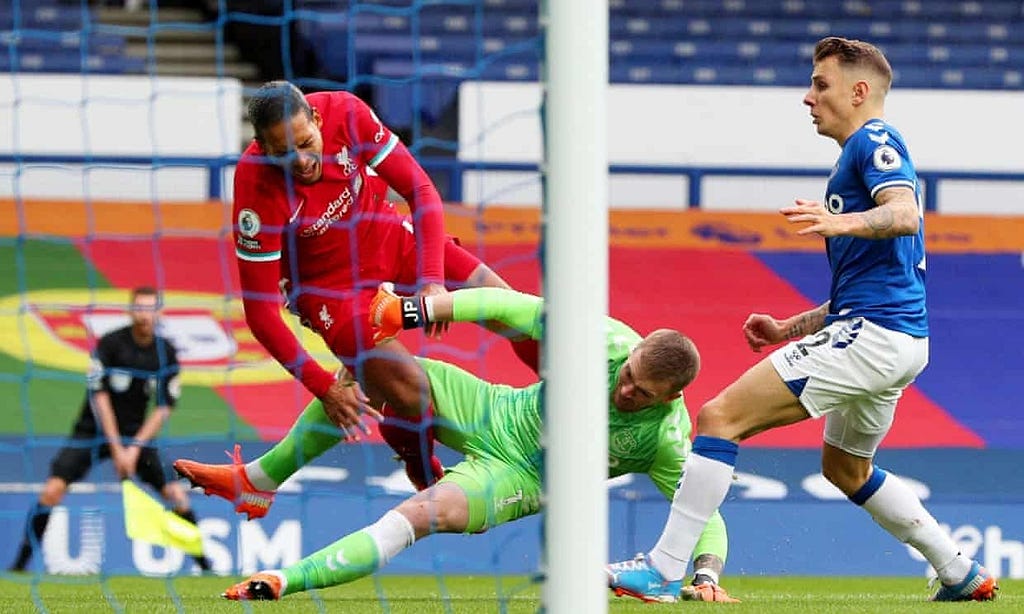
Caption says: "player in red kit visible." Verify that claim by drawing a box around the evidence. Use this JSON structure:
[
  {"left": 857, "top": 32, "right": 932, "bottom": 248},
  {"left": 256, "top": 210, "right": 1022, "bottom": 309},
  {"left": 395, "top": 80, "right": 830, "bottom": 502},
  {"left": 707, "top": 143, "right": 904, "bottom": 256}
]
[{"left": 175, "top": 81, "right": 537, "bottom": 519}]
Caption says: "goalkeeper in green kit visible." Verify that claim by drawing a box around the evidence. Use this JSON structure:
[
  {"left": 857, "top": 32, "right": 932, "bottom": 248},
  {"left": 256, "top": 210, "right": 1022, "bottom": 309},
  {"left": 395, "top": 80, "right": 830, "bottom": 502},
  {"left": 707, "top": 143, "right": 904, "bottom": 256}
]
[{"left": 222, "top": 285, "right": 737, "bottom": 603}]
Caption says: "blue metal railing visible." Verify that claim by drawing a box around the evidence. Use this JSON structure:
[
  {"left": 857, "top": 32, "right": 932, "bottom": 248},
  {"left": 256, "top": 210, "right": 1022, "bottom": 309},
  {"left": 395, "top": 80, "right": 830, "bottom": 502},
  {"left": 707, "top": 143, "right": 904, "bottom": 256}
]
[{"left": 3, "top": 153, "right": 1023, "bottom": 212}]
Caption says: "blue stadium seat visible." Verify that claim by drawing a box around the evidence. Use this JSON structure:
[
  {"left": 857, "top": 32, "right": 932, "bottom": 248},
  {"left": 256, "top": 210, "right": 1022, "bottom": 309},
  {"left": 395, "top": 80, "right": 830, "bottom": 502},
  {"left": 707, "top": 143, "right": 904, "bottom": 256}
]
[
  {"left": 0, "top": 0, "right": 135, "bottom": 77},
  {"left": 480, "top": 0, "right": 538, "bottom": 8},
  {"left": 363, "top": 13, "right": 411, "bottom": 32},
  {"left": 766, "top": 18, "right": 879, "bottom": 41},
  {"left": 690, "top": 40, "right": 806, "bottom": 64},
  {"left": 0, "top": 5, "right": 90, "bottom": 30},
  {"left": 0, "top": 30, "right": 125, "bottom": 56},
  {"left": 953, "top": 21, "right": 1024, "bottom": 43},
  {"left": 610, "top": 17, "right": 693, "bottom": 37},
  {"left": 680, "top": 17, "right": 743, "bottom": 39},
  {"left": 289, "top": 0, "right": 1024, "bottom": 94},
  {"left": 609, "top": 63, "right": 682, "bottom": 84},
  {"left": 696, "top": 17, "right": 1024, "bottom": 44},
  {"left": 878, "top": 42, "right": 1024, "bottom": 67},
  {"left": 893, "top": 64, "right": 1023, "bottom": 89},
  {"left": 891, "top": 0, "right": 1023, "bottom": 21},
  {"left": 418, "top": 12, "right": 537, "bottom": 35},
  {"left": 372, "top": 64, "right": 462, "bottom": 128},
  {"left": 622, "top": 39, "right": 803, "bottom": 65},
  {"left": 352, "top": 33, "right": 485, "bottom": 57},
  {"left": 0, "top": 51, "right": 144, "bottom": 74},
  {"left": 319, "top": 11, "right": 538, "bottom": 36},
  {"left": 371, "top": 56, "right": 538, "bottom": 127},
  {"left": 609, "top": 39, "right": 676, "bottom": 60},
  {"left": 674, "top": 64, "right": 807, "bottom": 86},
  {"left": 608, "top": 0, "right": 833, "bottom": 19}
]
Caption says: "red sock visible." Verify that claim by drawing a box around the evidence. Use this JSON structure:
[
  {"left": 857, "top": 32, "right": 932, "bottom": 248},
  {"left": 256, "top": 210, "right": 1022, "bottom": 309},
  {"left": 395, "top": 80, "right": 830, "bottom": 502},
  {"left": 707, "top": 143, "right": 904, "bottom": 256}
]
[
  {"left": 379, "top": 402, "right": 443, "bottom": 490},
  {"left": 510, "top": 339, "right": 540, "bottom": 375}
]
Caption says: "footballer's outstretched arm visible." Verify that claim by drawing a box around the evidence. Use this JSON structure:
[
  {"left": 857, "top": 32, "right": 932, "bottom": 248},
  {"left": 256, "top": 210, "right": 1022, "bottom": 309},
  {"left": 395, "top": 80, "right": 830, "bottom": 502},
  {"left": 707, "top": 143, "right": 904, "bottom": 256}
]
[
  {"left": 238, "top": 258, "right": 338, "bottom": 397},
  {"left": 371, "top": 286, "right": 543, "bottom": 343},
  {"left": 436, "top": 287, "right": 543, "bottom": 339}
]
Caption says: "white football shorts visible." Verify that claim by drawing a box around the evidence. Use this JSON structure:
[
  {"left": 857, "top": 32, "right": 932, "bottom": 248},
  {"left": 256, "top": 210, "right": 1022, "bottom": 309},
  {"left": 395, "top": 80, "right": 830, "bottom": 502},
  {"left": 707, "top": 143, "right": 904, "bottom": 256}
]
[{"left": 769, "top": 316, "right": 929, "bottom": 457}]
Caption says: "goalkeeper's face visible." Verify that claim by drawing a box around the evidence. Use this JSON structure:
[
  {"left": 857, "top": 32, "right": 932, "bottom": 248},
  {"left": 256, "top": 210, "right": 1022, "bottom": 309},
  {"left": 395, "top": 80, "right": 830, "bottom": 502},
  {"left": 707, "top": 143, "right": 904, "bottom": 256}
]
[
  {"left": 611, "top": 350, "right": 680, "bottom": 413},
  {"left": 262, "top": 109, "right": 325, "bottom": 184}
]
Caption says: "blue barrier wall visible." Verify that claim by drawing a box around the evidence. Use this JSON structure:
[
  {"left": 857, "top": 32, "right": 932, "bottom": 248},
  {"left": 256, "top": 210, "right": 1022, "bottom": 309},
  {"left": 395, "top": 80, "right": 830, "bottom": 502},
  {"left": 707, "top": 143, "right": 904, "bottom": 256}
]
[{"left": 2, "top": 441, "right": 1021, "bottom": 579}]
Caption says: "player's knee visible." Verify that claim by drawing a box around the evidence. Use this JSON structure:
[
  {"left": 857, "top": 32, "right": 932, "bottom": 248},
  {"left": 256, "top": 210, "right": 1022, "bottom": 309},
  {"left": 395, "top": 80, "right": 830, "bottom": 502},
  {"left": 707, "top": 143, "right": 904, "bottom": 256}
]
[
  {"left": 396, "top": 499, "right": 464, "bottom": 536},
  {"left": 371, "top": 366, "right": 430, "bottom": 417},
  {"left": 39, "top": 478, "right": 67, "bottom": 506},
  {"left": 695, "top": 397, "right": 740, "bottom": 439}
]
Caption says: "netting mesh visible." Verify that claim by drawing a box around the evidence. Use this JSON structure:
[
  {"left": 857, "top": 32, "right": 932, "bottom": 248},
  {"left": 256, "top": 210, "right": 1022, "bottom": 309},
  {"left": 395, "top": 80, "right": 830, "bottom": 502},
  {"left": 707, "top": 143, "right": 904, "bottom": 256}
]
[{"left": 1, "top": 0, "right": 545, "bottom": 610}]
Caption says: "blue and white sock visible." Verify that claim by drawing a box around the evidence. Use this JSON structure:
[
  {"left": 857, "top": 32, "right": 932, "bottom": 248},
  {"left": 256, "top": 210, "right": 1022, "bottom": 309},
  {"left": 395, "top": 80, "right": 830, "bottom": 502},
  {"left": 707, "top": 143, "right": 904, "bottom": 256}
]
[
  {"left": 852, "top": 466, "right": 971, "bottom": 585},
  {"left": 649, "top": 436, "right": 738, "bottom": 581}
]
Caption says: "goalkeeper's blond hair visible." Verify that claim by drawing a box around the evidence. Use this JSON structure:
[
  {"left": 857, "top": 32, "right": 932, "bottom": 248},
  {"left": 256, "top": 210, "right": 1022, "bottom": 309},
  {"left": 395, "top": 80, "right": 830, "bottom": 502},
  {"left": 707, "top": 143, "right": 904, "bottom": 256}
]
[{"left": 638, "top": 329, "right": 701, "bottom": 392}]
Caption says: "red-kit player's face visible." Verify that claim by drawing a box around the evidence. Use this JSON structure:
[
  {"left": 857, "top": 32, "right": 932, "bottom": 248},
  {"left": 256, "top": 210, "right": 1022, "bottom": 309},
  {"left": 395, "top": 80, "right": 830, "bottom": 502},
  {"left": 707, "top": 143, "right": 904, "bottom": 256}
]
[{"left": 263, "top": 109, "right": 325, "bottom": 184}]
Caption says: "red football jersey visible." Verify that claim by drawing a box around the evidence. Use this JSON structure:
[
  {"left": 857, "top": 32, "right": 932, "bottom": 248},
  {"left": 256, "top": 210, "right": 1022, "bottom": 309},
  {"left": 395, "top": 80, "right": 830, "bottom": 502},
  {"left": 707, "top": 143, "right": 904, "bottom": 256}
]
[
  {"left": 234, "top": 91, "right": 422, "bottom": 292},
  {"left": 231, "top": 90, "right": 445, "bottom": 396}
]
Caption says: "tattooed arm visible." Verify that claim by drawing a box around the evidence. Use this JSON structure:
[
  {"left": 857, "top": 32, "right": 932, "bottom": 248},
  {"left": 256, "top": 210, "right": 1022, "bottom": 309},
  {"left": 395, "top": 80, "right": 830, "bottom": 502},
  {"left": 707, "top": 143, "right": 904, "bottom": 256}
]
[
  {"left": 854, "top": 187, "right": 920, "bottom": 238},
  {"left": 743, "top": 301, "right": 830, "bottom": 352},
  {"left": 781, "top": 301, "right": 831, "bottom": 339},
  {"left": 782, "top": 186, "right": 919, "bottom": 239}
]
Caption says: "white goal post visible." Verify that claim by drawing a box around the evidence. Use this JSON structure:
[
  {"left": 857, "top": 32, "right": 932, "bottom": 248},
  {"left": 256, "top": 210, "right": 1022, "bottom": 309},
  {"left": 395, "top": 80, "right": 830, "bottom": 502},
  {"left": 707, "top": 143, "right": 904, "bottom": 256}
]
[{"left": 541, "top": 0, "right": 609, "bottom": 613}]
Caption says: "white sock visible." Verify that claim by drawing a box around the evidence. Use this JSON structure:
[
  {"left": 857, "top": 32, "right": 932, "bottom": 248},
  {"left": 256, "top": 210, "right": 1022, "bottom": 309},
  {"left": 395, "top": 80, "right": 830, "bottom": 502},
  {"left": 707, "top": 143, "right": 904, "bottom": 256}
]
[
  {"left": 364, "top": 510, "right": 416, "bottom": 565},
  {"left": 692, "top": 567, "right": 720, "bottom": 585},
  {"left": 859, "top": 472, "right": 970, "bottom": 585},
  {"left": 649, "top": 453, "right": 735, "bottom": 581},
  {"left": 934, "top": 553, "right": 974, "bottom": 586},
  {"left": 244, "top": 461, "right": 279, "bottom": 491}
]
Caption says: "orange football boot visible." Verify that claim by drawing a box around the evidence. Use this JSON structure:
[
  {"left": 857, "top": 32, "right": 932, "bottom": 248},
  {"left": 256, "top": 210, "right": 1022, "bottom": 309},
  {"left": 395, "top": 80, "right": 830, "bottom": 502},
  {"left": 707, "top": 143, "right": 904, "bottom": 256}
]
[{"left": 174, "top": 444, "right": 275, "bottom": 520}]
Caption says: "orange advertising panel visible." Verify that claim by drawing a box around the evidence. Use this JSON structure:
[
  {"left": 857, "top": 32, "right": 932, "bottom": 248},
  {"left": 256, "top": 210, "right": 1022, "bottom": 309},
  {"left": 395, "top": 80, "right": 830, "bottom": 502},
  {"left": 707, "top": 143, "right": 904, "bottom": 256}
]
[{"left": 2, "top": 198, "right": 1022, "bottom": 253}]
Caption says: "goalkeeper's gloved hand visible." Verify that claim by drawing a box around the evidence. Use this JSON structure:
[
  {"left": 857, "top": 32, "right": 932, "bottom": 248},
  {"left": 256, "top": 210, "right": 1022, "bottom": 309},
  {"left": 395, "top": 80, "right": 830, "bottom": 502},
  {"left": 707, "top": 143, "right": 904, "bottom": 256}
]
[{"left": 369, "top": 282, "right": 427, "bottom": 344}]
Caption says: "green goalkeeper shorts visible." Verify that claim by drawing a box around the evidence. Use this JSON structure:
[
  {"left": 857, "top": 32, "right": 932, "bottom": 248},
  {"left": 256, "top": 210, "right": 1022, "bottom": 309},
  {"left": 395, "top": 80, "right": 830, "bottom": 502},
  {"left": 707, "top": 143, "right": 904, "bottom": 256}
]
[{"left": 418, "top": 357, "right": 543, "bottom": 533}]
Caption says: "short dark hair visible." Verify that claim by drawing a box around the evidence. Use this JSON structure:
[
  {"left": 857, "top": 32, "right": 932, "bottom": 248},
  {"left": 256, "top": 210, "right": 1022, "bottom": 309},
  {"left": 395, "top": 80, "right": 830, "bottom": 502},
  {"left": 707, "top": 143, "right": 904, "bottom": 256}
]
[
  {"left": 247, "top": 80, "right": 311, "bottom": 142},
  {"left": 814, "top": 36, "right": 893, "bottom": 92},
  {"left": 129, "top": 286, "right": 160, "bottom": 306},
  {"left": 638, "top": 328, "right": 701, "bottom": 392}
]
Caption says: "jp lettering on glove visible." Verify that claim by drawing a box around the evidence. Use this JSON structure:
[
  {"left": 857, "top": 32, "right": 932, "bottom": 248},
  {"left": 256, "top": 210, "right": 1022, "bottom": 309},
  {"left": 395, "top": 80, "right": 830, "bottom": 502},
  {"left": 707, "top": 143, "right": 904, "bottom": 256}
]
[{"left": 369, "top": 282, "right": 427, "bottom": 344}]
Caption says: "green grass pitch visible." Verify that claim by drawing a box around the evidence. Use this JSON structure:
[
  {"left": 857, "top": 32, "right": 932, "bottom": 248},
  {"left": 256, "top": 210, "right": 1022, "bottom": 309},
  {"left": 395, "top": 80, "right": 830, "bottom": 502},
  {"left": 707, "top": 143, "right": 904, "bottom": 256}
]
[{"left": 0, "top": 575, "right": 1018, "bottom": 613}]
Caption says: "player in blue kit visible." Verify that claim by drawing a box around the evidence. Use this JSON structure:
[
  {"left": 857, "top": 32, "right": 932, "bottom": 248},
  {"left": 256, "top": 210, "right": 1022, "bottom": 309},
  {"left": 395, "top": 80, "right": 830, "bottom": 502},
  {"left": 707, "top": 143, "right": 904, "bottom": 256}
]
[{"left": 607, "top": 36, "right": 998, "bottom": 603}]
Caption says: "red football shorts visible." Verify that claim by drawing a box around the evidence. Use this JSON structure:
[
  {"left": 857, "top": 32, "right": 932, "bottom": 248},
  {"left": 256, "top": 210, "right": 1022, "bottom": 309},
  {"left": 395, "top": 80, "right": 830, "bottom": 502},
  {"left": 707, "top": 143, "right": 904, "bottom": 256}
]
[{"left": 295, "top": 231, "right": 483, "bottom": 365}]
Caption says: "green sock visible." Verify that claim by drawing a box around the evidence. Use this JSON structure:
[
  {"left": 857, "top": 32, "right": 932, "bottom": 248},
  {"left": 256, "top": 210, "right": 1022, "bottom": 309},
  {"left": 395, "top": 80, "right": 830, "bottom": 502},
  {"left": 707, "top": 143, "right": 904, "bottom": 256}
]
[
  {"left": 281, "top": 530, "right": 379, "bottom": 595},
  {"left": 256, "top": 399, "right": 341, "bottom": 485}
]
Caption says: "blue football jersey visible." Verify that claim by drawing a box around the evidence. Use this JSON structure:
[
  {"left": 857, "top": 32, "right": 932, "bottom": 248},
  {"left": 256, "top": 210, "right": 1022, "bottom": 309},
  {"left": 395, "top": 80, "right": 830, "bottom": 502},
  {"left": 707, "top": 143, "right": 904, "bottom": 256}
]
[{"left": 823, "top": 119, "right": 928, "bottom": 337}]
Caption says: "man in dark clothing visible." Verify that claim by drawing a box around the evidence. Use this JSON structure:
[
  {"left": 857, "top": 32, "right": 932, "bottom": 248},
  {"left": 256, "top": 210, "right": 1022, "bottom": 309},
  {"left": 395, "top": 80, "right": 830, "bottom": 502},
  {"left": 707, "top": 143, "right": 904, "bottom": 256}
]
[{"left": 9, "top": 286, "right": 211, "bottom": 573}]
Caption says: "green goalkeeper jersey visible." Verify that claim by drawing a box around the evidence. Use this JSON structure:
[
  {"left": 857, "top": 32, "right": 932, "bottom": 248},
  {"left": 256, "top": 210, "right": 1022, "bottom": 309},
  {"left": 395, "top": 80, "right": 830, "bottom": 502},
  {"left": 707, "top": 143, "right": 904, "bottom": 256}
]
[
  {"left": 604, "top": 318, "right": 692, "bottom": 499},
  {"left": 443, "top": 287, "right": 693, "bottom": 500}
]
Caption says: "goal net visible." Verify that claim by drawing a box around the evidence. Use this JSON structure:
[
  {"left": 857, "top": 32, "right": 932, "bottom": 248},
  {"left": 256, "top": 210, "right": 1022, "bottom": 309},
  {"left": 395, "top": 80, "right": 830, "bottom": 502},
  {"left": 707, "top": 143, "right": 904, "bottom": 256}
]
[{"left": 0, "top": 0, "right": 593, "bottom": 610}]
